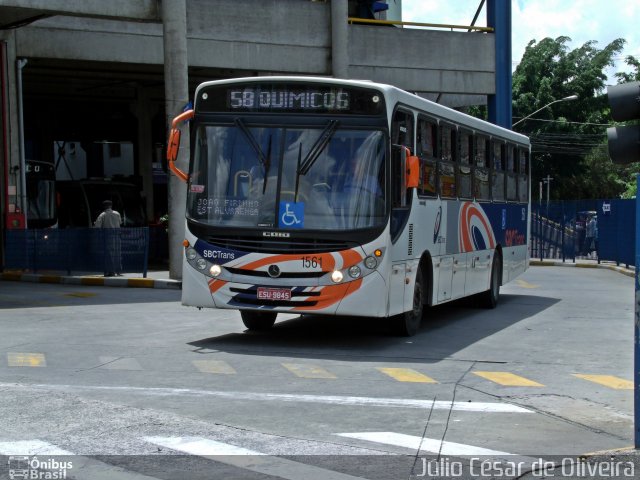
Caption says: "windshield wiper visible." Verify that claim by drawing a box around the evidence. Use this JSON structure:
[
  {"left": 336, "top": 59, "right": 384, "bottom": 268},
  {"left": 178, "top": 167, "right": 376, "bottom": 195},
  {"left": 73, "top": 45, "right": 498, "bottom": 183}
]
[
  {"left": 263, "top": 134, "right": 272, "bottom": 194},
  {"left": 235, "top": 118, "right": 269, "bottom": 167},
  {"left": 297, "top": 120, "right": 339, "bottom": 176},
  {"left": 235, "top": 118, "right": 271, "bottom": 193}
]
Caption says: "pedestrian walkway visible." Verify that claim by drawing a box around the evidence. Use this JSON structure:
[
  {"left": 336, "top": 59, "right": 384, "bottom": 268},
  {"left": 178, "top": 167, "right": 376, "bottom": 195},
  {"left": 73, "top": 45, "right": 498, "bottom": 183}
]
[
  {"left": 0, "top": 269, "right": 180, "bottom": 289},
  {"left": 529, "top": 258, "right": 635, "bottom": 278}
]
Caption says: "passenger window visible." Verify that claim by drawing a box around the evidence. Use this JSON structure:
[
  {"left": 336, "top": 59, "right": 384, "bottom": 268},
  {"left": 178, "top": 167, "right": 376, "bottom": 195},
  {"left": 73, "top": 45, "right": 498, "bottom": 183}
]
[
  {"left": 506, "top": 144, "right": 517, "bottom": 201},
  {"left": 474, "top": 135, "right": 490, "bottom": 200},
  {"left": 439, "top": 124, "right": 457, "bottom": 198},
  {"left": 416, "top": 116, "right": 437, "bottom": 197},
  {"left": 458, "top": 131, "right": 473, "bottom": 199},
  {"left": 491, "top": 140, "right": 505, "bottom": 201},
  {"left": 517, "top": 148, "right": 529, "bottom": 203}
]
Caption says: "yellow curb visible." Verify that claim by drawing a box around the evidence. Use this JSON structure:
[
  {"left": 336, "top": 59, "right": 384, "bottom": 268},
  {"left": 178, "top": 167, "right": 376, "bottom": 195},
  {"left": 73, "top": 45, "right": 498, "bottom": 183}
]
[
  {"left": 127, "top": 278, "right": 155, "bottom": 288},
  {"left": 38, "top": 275, "right": 62, "bottom": 283},
  {"left": 80, "top": 277, "right": 106, "bottom": 286},
  {"left": 1, "top": 272, "right": 23, "bottom": 281}
]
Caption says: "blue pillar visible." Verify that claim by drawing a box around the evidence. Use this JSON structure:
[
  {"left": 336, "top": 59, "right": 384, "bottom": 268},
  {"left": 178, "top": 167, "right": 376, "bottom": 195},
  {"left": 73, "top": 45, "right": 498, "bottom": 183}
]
[
  {"left": 487, "top": 0, "right": 512, "bottom": 129},
  {"left": 635, "top": 175, "right": 640, "bottom": 448}
]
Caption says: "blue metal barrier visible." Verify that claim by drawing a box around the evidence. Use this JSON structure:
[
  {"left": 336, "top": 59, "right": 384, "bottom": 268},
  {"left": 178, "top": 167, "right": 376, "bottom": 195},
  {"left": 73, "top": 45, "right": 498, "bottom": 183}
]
[
  {"left": 4, "top": 227, "right": 150, "bottom": 276},
  {"left": 532, "top": 199, "right": 635, "bottom": 267}
]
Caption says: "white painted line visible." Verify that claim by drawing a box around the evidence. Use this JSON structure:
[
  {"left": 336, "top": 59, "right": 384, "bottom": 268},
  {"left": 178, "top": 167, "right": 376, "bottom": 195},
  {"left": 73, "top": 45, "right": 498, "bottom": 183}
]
[
  {"left": 145, "top": 436, "right": 370, "bottom": 480},
  {"left": 0, "top": 382, "right": 532, "bottom": 414},
  {"left": 0, "top": 440, "right": 160, "bottom": 480},
  {"left": 337, "top": 432, "right": 516, "bottom": 457}
]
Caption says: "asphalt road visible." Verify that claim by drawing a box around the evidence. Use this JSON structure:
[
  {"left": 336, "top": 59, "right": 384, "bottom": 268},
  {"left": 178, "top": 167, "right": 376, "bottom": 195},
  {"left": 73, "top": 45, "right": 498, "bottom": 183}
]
[{"left": 0, "top": 265, "right": 635, "bottom": 479}]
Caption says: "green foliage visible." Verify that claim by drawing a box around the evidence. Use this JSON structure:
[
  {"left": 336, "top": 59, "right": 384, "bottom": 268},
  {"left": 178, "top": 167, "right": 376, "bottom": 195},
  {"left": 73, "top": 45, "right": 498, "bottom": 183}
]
[{"left": 511, "top": 36, "right": 637, "bottom": 200}]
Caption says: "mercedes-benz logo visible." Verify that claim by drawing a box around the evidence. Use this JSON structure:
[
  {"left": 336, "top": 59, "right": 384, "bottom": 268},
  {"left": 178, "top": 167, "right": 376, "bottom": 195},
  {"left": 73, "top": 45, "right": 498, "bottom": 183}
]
[{"left": 268, "top": 265, "right": 281, "bottom": 278}]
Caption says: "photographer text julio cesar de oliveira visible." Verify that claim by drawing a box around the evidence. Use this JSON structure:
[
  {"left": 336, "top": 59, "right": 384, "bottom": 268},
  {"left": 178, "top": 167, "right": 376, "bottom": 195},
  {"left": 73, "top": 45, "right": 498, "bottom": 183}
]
[{"left": 416, "top": 457, "right": 635, "bottom": 478}]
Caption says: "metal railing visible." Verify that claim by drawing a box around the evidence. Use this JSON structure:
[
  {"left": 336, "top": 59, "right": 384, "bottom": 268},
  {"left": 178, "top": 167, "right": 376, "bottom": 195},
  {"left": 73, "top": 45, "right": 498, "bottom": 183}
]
[
  {"left": 347, "top": 17, "right": 494, "bottom": 32},
  {"left": 3, "top": 227, "right": 151, "bottom": 277}
]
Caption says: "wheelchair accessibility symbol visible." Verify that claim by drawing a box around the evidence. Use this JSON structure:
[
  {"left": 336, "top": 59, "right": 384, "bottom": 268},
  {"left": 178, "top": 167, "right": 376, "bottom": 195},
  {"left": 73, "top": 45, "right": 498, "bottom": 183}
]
[{"left": 279, "top": 201, "right": 304, "bottom": 228}]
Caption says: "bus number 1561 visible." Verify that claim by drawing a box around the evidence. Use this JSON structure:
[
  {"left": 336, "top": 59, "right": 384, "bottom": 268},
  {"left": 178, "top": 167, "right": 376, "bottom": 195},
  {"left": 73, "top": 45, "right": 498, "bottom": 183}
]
[{"left": 301, "top": 256, "right": 323, "bottom": 269}]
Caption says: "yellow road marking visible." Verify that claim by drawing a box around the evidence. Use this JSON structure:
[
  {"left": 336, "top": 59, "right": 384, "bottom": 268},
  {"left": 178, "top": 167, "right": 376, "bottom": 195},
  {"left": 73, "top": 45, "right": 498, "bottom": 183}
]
[
  {"left": 377, "top": 367, "right": 437, "bottom": 383},
  {"left": 8, "top": 352, "right": 47, "bottom": 367},
  {"left": 64, "top": 292, "right": 97, "bottom": 298},
  {"left": 474, "top": 371, "right": 544, "bottom": 387},
  {"left": 515, "top": 279, "right": 539, "bottom": 289},
  {"left": 573, "top": 374, "right": 633, "bottom": 390},
  {"left": 193, "top": 360, "right": 236, "bottom": 375},
  {"left": 282, "top": 363, "right": 337, "bottom": 379}
]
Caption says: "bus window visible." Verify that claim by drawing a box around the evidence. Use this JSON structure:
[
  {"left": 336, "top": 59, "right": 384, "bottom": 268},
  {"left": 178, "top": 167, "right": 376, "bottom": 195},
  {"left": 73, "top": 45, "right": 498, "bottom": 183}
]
[
  {"left": 474, "top": 135, "right": 490, "bottom": 200},
  {"left": 438, "top": 124, "right": 457, "bottom": 198},
  {"left": 506, "top": 144, "right": 517, "bottom": 201},
  {"left": 458, "top": 130, "right": 473, "bottom": 199},
  {"left": 518, "top": 148, "right": 530, "bottom": 203},
  {"left": 416, "top": 116, "right": 437, "bottom": 196},
  {"left": 491, "top": 140, "right": 505, "bottom": 201},
  {"left": 392, "top": 109, "right": 414, "bottom": 151}
]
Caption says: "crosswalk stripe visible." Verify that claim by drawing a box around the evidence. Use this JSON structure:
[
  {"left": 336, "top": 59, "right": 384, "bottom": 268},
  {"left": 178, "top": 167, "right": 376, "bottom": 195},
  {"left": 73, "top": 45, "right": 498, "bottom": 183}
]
[
  {"left": 282, "top": 363, "right": 337, "bottom": 379},
  {"left": 7, "top": 353, "right": 46, "bottom": 367},
  {"left": 573, "top": 374, "right": 633, "bottom": 390},
  {"left": 144, "top": 437, "right": 369, "bottom": 480},
  {"left": 473, "top": 371, "right": 544, "bottom": 387},
  {"left": 377, "top": 367, "right": 437, "bottom": 383},
  {"left": 336, "top": 432, "right": 515, "bottom": 457},
  {"left": 192, "top": 360, "right": 236, "bottom": 375}
]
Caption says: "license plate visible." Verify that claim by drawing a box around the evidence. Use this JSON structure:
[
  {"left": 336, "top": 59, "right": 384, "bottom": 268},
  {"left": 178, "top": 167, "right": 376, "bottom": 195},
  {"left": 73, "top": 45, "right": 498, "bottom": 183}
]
[{"left": 257, "top": 287, "right": 291, "bottom": 301}]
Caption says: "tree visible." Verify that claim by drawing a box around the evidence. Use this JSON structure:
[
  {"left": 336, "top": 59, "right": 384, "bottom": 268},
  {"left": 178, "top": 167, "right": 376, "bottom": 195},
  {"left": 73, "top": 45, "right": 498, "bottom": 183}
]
[{"left": 512, "top": 36, "right": 627, "bottom": 199}]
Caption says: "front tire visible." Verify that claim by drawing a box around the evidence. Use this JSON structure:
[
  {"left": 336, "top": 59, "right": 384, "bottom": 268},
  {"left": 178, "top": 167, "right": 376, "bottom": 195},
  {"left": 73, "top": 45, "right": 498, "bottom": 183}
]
[
  {"left": 241, "top": 311, "right": 277, "bottom": 331},
  {"left": 391, "top": 269, "right": 424, "bottom": 337}
]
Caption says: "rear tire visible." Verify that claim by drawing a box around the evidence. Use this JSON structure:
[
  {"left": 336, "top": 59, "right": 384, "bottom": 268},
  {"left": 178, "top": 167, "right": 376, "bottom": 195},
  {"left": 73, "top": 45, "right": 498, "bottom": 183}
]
[
  {"left": 479, "top": 253, "right": 501, "bottom": 309},
  {"left": 391, "top": 269, "right": 424, "bottom": 337},
  {"left": 240, "top": 311, "right": 277, "bottom": 331}
]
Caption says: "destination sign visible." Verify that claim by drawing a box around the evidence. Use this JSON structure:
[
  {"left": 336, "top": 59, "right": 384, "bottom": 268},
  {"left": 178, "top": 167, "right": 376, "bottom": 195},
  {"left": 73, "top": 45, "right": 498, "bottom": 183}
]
[{"left": 197, "top": 83, "right": 385, "bottom": 115}]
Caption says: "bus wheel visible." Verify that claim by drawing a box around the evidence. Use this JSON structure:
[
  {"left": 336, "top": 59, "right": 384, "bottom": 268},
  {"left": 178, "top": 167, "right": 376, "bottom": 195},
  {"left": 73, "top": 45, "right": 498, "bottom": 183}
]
[
  {"left": 241, "top": 311, "right": 277, "bottom": 331},
  {"left": 392, "top": 269, "right": 424, "bottom": 337},
  {"left": 479, "top": 253, "right": 501, "bottom": 309}
]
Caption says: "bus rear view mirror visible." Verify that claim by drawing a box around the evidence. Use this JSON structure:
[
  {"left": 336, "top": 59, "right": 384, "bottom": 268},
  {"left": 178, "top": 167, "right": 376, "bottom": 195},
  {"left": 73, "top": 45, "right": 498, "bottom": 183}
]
[
  {"left": 406, "top": 154, "right": 419, "bottom": 189},
  {"left": 166, "top": 109, "right": 194, "bottom": 182}
]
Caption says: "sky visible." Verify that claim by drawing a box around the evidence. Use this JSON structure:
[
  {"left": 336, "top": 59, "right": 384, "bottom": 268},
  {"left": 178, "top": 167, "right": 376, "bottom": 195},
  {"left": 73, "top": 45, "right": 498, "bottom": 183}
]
[{"left": 400, "top": 0, "right": 639, "bottom": 84}]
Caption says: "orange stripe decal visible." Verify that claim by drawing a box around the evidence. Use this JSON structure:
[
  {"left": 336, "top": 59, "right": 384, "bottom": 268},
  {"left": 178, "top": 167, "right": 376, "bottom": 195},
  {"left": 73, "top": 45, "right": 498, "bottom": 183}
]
[
  {"left": 208, "top": 279, "right": 227, "bottom": 294},
  {"left": 297, "top": 278, "right": 363, "bottom": 311}
]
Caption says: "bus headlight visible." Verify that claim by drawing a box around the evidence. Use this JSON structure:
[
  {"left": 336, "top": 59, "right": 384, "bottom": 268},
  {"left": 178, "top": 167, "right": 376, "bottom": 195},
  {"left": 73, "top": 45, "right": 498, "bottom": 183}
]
[
  {"left": 331, "top": 270, "right": 344, "bottom": 283},
  {"left": 364, "top": 256, "right": 377, "bottom": 269},
  {"left": 348, "top": 266, "right": 362, "bottom": 279},
  {"left": 186, "top": 248, "right": 197, "bottom": 260},
  {"left": 196, "top": 258, "right": 207, "bottom": 270},
  {"left": 209, "top": 264, "right": 222, "bottom": 277}
]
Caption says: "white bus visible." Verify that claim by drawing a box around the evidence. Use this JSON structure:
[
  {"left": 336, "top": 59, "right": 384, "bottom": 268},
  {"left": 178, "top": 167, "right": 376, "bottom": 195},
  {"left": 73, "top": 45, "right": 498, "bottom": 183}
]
[{"left": 167, "top": 77, "right": 530, "bottom": 336}]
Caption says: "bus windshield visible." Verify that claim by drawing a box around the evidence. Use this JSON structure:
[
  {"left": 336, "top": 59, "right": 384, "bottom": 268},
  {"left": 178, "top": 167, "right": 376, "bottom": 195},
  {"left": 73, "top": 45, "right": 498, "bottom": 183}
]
[{"left": 188, "top": 123, "right": 386, "bottom": 230}]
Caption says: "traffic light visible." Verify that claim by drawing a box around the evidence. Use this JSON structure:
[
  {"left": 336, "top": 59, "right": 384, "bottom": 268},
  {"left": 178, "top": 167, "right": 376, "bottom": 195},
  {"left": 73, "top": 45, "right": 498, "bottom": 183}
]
[{"left": 607, "top": 81, "right": 640, "bottom": 164}]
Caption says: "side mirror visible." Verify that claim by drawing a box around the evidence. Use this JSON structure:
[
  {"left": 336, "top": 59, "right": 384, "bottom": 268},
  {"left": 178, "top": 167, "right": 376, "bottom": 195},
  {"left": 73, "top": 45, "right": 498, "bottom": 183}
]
[
  {"left": 166, "top": 109, "right": 194, "bottom": 182},
  {"left": 405, "top": 152, "right": 419, "bottom": 189}
]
